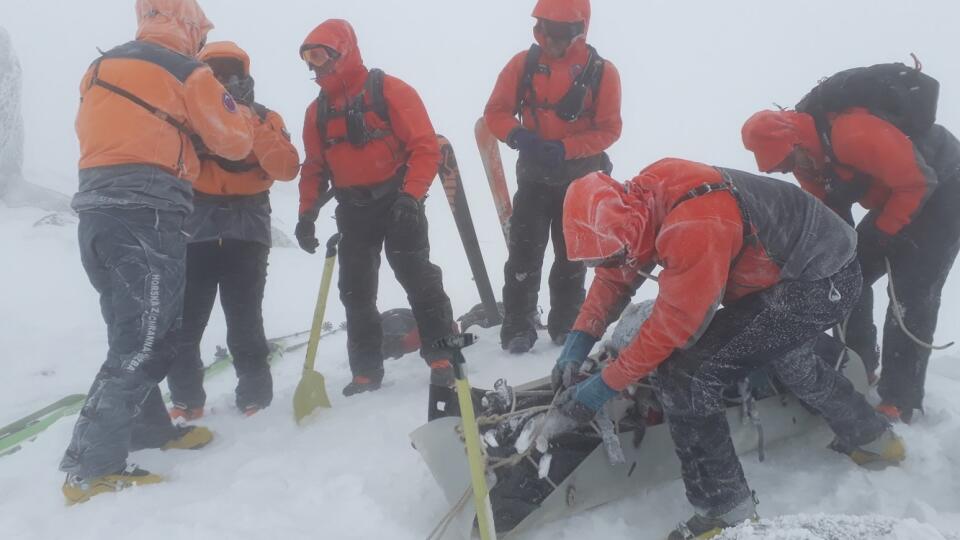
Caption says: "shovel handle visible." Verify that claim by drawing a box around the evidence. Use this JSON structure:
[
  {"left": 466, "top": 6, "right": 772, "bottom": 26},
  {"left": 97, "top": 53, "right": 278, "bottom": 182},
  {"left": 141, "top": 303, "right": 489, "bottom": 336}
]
[{"left": 304, "top": 233, "right": 341, "bottom": 372}]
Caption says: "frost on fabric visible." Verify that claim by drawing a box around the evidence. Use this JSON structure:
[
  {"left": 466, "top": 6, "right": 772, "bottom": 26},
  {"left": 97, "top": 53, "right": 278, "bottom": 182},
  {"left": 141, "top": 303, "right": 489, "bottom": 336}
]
[
  {"left": 0, "top": 27, "right": 70, "bottom": 212},
  {"left": 715, "top": 514, "right": 952, "bottom": 540},
  {"left": 0, "top": 26, "right": 25, "bottom": 196}
]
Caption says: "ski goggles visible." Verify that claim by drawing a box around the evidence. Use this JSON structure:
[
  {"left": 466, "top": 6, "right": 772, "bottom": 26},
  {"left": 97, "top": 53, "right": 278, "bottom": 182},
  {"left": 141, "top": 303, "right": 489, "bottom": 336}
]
[
  {"left": 301, "top": 45, "right": 340, "bottom": 68},
  {"left": 536, "top": 19, "right": 585, "bottom": 42},
  {"left": 581, "top": 246, "right": 628, "bottom": 269}
]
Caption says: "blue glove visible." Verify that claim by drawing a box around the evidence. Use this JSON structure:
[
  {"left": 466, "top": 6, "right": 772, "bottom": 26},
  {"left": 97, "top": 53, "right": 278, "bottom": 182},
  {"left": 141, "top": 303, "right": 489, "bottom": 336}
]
[
  {"left": 565, "top": 372, "right": 619, "bottom": 414},
  {"left": 538, "top": 372, "right": 620, "bottom": 443},
  {"left": 551, "top": 331, "right": 598, "bottom": 392},
  {"left": 507, "top": 128, "right": 542, "bottom": 153},
  {"left": 536, "top": 140, "right": 566, "bottom": 168}
]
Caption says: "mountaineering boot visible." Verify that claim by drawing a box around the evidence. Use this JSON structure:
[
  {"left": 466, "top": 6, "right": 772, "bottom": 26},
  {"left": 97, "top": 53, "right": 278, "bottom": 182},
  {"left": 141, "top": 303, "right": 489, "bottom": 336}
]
[
  {"left": 342, "top": 374, "right": 383, "bottom": 397},
  {"left": 667, "top": 494, "right": 758, "bottom": 540},
  {"left": 235, "top": 368, "right": 273, "bottom": 414},
  {"left": 161, "top": 425, "right": 214, "bottom": 450},
  {"left": 506, "top": 335, "right": 534, "bottom": 354},
  {"left": 847, "top": 429, "right": 906, "bottom": 468},
  {"left": 428, "top": 360, "right": 459, "bottom": 421},
  {"left": 876, "top": 403, "right": 915, "bottom": 424},
  {"left": 169, "top": 403, "right": 204, "bottom": 422},
  {"left": 62, "top": 464, "right": 163, "bottom": 505}
]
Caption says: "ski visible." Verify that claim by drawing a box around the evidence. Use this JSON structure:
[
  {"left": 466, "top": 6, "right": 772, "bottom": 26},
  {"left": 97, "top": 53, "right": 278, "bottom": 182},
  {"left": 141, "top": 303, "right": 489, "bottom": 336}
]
[
  {"left": 474, "top": 117, "right": 511, "bottom": 246},
  {"left": 0, "top": 395, "right": 86, "bottom": 456},
  {"left": 437, "top": 134, "right": 503, "bottom": 328},
  {"left": 0, "top": 328, "right": 328, "bottom": 457}
]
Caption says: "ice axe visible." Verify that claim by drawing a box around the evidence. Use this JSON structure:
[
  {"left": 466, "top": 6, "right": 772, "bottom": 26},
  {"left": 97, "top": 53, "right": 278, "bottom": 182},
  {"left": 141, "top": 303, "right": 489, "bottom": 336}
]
[{"left": 294, "top": 232, "right": 341, "bottom": 424}]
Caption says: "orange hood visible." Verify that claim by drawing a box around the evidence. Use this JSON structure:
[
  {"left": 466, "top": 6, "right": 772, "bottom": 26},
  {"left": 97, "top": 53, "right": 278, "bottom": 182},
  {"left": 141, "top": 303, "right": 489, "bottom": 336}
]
[
  {"left": 300, "top": 19, "right": 368, "bottom": 98},
  {"left": 135, "top": 0, "right": 213, "bottom": 57},
  {"left": 532, "top": 0, "right": 591, "bottom": 57},
  {"left": 563, "top": 172, "right": 655, "bottom": 266},
  {"left": 742, "top": 110, "right": 823, "bottom": 172},
  {"left": 199, "top": 41, "right": 250, "bottom": 76}
]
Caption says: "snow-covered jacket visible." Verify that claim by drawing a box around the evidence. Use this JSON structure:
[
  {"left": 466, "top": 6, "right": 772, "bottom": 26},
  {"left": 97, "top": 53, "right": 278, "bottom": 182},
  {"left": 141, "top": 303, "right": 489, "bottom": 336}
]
[
  {"left": 563, "top": 158, "right": 856, "bottom": 390},
  {"left": 73, "top": 0, "right": 253, "bottom": 216}
]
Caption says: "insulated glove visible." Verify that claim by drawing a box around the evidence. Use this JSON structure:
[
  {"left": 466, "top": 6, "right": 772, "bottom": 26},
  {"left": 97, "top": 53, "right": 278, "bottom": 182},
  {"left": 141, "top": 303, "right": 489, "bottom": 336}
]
[
  {"left": 295, "top": 219, "right": 320, "bottom": 254},
  {"left": 551, "top": 331, "right": 598, "bottom": 392},
  {"left": 507, "top": 128, "right": 542, "bottom": 154},
  {"left": 536, "top": 140, "right": 566, "bottom": 168},
  {"left": 859, "top": 223, "right": 917, "bottom": 258},
  {"left": 390, "top": 192, "right": 422, "bottom": 229},
  {"left": 538, "top": 372, "right": 619, "bottom": 443}
]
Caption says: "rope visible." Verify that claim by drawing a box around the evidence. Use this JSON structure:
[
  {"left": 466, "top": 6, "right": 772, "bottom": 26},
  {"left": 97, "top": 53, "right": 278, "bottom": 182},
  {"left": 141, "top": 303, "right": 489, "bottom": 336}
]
[
  {"left": 425, "top": 487, "right": 471, "bottom": 540},
  {"left": 885, "top": 257, "right": 955, "bottom": 350}
]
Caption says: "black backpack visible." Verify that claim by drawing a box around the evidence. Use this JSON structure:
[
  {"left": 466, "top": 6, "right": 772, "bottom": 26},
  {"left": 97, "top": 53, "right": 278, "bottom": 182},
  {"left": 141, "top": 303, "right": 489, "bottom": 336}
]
[
  {"left": 795, "top": 61, "right": 939, "bottom": 220},
  {"left": 796, "top": 62, "right": 940, "bottom": 146},
  {"left": 314, "top": 68, "right": 391, "bottom": 149},
  {"left": 516, "top": 44, "right": 605, "bottom": 126}
]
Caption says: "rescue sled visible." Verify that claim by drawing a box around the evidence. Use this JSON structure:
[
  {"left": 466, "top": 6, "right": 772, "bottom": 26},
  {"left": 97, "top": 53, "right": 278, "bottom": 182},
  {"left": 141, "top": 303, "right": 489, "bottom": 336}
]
[{"left": 411, "top": 307, "right": 870, "bottom": 539}]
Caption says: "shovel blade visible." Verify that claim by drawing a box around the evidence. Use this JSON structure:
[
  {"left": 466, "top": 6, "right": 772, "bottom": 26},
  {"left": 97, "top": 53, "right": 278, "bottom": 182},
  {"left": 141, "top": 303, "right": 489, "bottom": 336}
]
[{"left": 293, "top": 370, "right": 331, "bottom": 423}]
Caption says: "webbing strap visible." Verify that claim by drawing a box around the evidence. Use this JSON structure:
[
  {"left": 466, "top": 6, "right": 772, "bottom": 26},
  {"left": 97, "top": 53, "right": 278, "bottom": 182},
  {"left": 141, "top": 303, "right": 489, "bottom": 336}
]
[
  {"left": 672, "top": 182, "right": 756, "bottom": 244},
  {"left": 90, "top": 59, "right": 193, "bottom": 137}
]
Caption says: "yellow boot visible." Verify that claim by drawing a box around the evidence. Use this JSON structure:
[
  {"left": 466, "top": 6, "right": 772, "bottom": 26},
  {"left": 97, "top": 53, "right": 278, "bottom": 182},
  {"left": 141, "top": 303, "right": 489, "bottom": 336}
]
[
  {"left": 62, "top": 466, "right": 163, "bottom": 505},
  {"left": 849, "top": 430, "right": 906, "bottom": 468},
  {"left": 161, "top": 425, "right": 214, "bottom": 450}
]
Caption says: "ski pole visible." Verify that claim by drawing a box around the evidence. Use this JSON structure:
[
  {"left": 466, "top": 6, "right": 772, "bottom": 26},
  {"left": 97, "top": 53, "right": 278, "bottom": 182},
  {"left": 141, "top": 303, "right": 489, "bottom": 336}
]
[{"left": 435, "top": 334, "right": 498, "bottom": 540}]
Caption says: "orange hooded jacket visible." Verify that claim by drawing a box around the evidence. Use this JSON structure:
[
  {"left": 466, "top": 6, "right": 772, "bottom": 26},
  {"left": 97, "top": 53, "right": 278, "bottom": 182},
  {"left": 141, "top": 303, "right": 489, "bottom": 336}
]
[
  {"left": 76, "top": 0, "right": 253, "bottom": 181},
  {"left": 298, "top": 19, "right": 441, "bottom": 219},
  {"left": 483, "top": 0, "right": 622, "bottom": 159},
  {"left": 193, "top": 41, "right": 300, "bottom": 195},
  {"left": 742, "top": 108, "right": 936, "bottom": 235},
  {"left": 564, "top": 159, "right": 855, "bottom": 390}
]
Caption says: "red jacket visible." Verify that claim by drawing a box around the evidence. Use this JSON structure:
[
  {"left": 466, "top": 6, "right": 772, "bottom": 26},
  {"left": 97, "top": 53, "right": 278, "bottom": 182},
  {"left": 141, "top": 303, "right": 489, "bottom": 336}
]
[
  {"left": 564, "top": 159, "right": 855, "bottom": 391},
  {"left": 298, "top": 19, "right": 440, "bottom": 218},
  {"left": 743, "top": 108, "right": 936, "bottom": 235},
  {"left": 483, "top": 0, "right": 622, "bottom": 159}
]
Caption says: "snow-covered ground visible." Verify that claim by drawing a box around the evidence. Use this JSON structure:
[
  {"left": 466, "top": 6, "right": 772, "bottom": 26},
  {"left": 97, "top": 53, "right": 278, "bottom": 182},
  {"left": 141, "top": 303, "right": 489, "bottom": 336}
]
[{"left": 1, "top": 1, "right": 959, "bottom": 539}]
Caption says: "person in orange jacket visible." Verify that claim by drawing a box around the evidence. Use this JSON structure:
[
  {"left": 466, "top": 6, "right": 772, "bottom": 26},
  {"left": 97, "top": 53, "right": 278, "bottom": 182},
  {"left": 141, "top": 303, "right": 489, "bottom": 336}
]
[
  {"left": 165, "top": 41, "right": 300, "bottom": 420},
  {"left": 484, "top": 0, "right": 622, "bottom": 354},
  {"left": 742, "top": 108, "right": 960, "bottom": 423},
  {"left": 61, "top": 0, "right": 254, "bottom": 504},
  {"left": 542, "top": 159, "right": 903, "bottom": 539},
  {"left": 294, "top": 19, "right": 458, "bottom": 419}
]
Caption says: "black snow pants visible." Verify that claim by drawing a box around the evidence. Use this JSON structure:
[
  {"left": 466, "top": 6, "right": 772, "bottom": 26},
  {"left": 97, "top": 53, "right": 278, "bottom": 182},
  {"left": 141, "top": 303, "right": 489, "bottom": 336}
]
[
  {"left": 335, "top": 193, "right": 455, "bottom": 379},
  {"left": 166, "top": 239, "right": 272, "bottom": 411},
  {"left": 846, "top": 177, "right": 960, "bottom": 415},
  {"left": 654, "top": 260, "right": 890, "bottom": 516},
  {"left": 501, "top": 153, "right": 611, "bottom": 346},
  {"left": 61, "top": 208, "right": 185, "bottom": 479}
]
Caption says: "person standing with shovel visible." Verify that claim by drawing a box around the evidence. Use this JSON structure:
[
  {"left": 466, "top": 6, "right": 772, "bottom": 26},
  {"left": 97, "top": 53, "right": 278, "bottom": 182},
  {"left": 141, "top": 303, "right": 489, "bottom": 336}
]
[{"left": 293, "top": 19, "right": 460, "bottom": 421}]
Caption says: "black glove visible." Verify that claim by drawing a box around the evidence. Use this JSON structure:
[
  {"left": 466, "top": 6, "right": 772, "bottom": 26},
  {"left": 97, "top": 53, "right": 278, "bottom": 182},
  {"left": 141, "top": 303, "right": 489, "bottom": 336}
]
[
  {"left": 390, "top": 193, "right": 421, "bottom": 228},
  {"left": 507, "top": 128, "right": 542, "bottom": 153},
  {"left": 295, "top": 219, "right": 320, "bottom": 254},
  {"left": 859, "top": 223, "right": 916, "bottom": 258},
  {"left": 223, "top": 74, "right": 255, "bottom": 106},
  {"left": 536, "top": 140, "right": 566, "bottom": 168}
]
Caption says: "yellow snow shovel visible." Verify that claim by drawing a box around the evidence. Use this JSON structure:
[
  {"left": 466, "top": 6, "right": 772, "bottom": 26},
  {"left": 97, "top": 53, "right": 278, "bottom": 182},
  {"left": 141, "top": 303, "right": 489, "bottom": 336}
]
[{"left": 294, "top": 233, "right": 341, "bottom": 424}]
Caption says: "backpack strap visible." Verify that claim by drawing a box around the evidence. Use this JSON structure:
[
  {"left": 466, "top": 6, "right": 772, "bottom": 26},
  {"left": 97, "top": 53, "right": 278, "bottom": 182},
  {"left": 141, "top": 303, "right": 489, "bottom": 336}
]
[
  {"left": 516, "top": 44, "right": 544, "bottom": 127},
  {"left": 365, "top": 68, "right": 389, "bottom": 122},
  {"left": 250, "top": 102, "right": 270, "bottom": 123},
  {"left": 672, "top": 182, "right": 756, "bottom": 245},
  {"left": 88, "top": 56, "right": 194, "bottom": 137}
]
